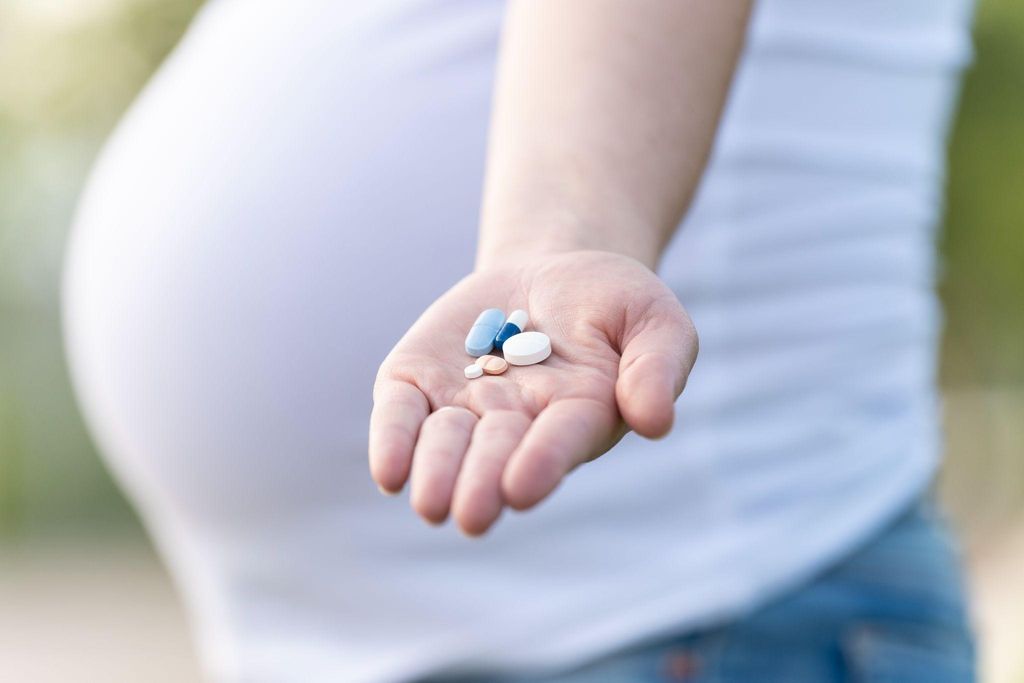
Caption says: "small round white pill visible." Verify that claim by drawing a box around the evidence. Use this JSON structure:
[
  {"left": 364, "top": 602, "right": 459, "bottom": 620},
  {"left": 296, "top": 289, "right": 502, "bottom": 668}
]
[
  {"left": 464, "top": 363, "right": 484, "bottom": 379},
  {"left": 502, "top": 331, "right": 552, "bottom": 366}
]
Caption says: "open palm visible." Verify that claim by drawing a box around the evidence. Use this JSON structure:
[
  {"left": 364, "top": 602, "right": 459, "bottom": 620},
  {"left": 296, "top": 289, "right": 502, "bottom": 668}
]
[{"left": 369, "top": 251, "right": 698, "bottom": 535}]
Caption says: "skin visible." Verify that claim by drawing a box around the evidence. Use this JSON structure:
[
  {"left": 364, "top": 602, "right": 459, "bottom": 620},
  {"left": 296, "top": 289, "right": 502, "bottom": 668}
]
[{"left": 370, "top": 0, "right": 751, "bottom": 535}]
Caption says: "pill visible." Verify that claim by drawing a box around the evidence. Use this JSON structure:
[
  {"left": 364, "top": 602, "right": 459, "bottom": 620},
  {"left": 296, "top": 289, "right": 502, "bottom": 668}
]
[
  {"left": 476, "top": 355, "right": 509, "bottom": 375},
  {"left": 464, "top": 363, "right": 484, "bottom": 379},
  {"left": 502, "top": 331, "right": 552, "bottom": 366},
  {"left": 494, "top": 309, "right": 529, "bottom": 350},
  {"left": 465, "top": 308, "right": 505, "bottom": 357}
]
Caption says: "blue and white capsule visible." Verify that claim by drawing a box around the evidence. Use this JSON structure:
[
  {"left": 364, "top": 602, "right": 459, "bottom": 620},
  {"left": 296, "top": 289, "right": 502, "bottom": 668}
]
[
  {"left": 465, "top": 308, "right": 505, "bottom": 357},
  {"left": 494, "top": 309, "right": 529, "bottom": 350}
]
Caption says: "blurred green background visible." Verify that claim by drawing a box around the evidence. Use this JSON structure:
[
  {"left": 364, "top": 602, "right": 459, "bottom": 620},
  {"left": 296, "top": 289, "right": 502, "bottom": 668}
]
[
  {"left": 0, "top": 0, "right": 1021, "bottom": 680},
  {"left": 1, "top": 0, "right": 203, "bottom": 539}
]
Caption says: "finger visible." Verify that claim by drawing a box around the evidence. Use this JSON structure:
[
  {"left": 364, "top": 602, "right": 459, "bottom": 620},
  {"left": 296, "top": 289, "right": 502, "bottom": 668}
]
[
  {"left": 369, "top": 380, "right": 430, "bottom": 494},
  {"left": 501, "top": 398, "right": 618, "bottom": 511},
  {"left": 409, "top": 407, "right": 478, "bottom": 525},
  {"left": 451, "top": 410, "right": 531, "bottom": 536},
  {"left": 616, "top": 305, "right": 698, "bottom": 438}
]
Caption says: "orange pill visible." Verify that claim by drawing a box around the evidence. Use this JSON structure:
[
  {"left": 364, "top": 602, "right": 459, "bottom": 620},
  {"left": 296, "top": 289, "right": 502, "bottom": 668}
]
[{"left": 475, "top": 355, "right": 508, "bottom": 375}]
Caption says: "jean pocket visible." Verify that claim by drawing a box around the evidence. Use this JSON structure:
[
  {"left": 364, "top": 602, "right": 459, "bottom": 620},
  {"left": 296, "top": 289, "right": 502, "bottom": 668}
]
[{"left": 841, "top": 621, "right": 976, "bottom": 683}]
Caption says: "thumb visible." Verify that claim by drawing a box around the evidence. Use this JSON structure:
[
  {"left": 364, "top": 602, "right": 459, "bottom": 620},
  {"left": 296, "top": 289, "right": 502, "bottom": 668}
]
[{"left": 615, "top": 299, "right": 698, "bottom": 439}]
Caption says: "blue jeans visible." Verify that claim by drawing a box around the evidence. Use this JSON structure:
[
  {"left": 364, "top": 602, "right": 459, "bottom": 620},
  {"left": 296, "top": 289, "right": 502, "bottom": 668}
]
[{"left": 425, "top": 497, "right": 976, "bottom": 683}]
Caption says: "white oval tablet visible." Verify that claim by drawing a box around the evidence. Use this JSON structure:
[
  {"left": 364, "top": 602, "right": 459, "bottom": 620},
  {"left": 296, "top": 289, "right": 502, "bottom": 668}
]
[
  {"left": 502, "top": 331, "right": 552, "bottom": 366},
  {"left": 464, "top": 363, "right": 484, "bottom": 379}
]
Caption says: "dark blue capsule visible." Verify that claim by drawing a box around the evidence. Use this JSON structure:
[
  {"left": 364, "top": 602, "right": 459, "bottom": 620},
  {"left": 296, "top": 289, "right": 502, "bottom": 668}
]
[{"left": 494, "top": 310, "right": 529, "bottom": 350}]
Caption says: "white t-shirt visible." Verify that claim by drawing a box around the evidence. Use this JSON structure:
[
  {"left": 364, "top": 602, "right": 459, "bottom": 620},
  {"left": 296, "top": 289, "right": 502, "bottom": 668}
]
[{"left": 64, "top": 1, "right": 975, "bottom": 681}]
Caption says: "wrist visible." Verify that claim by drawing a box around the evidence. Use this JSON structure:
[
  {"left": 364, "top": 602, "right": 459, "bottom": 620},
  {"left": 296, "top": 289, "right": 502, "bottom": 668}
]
[{"left": 475, "top": 209, "right": 662, "bottom": 272}]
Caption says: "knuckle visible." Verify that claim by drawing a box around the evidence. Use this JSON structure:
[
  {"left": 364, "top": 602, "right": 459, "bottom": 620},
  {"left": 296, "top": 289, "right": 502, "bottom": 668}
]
[{"left": 426, "top": 406, "right": 477, "bottom": 431}]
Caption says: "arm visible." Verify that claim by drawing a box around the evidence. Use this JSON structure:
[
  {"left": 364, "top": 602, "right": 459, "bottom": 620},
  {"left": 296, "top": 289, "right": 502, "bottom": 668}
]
[
  {"left": 479, "top": 0, "right": 750, "bottom": 270},
  {"left": 370, "top": 0, "right": 751, "bottom": 536}
]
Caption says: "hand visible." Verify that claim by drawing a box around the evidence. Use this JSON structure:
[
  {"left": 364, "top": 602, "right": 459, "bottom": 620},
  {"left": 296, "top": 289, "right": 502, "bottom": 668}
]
[{"left": 368, "top": 250, "right": 698, "bottom": 536}]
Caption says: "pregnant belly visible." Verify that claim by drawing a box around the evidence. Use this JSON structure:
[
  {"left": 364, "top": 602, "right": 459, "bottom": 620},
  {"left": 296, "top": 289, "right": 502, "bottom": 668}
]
[{"left": 62, "top": 3, "right": 498, "bottom": 524}]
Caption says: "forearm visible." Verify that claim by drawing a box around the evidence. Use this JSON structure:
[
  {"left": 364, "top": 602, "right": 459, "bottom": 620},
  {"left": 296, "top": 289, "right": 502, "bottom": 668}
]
[{"left": 477, "top": 0, "right": 751, "bottom": 271}]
